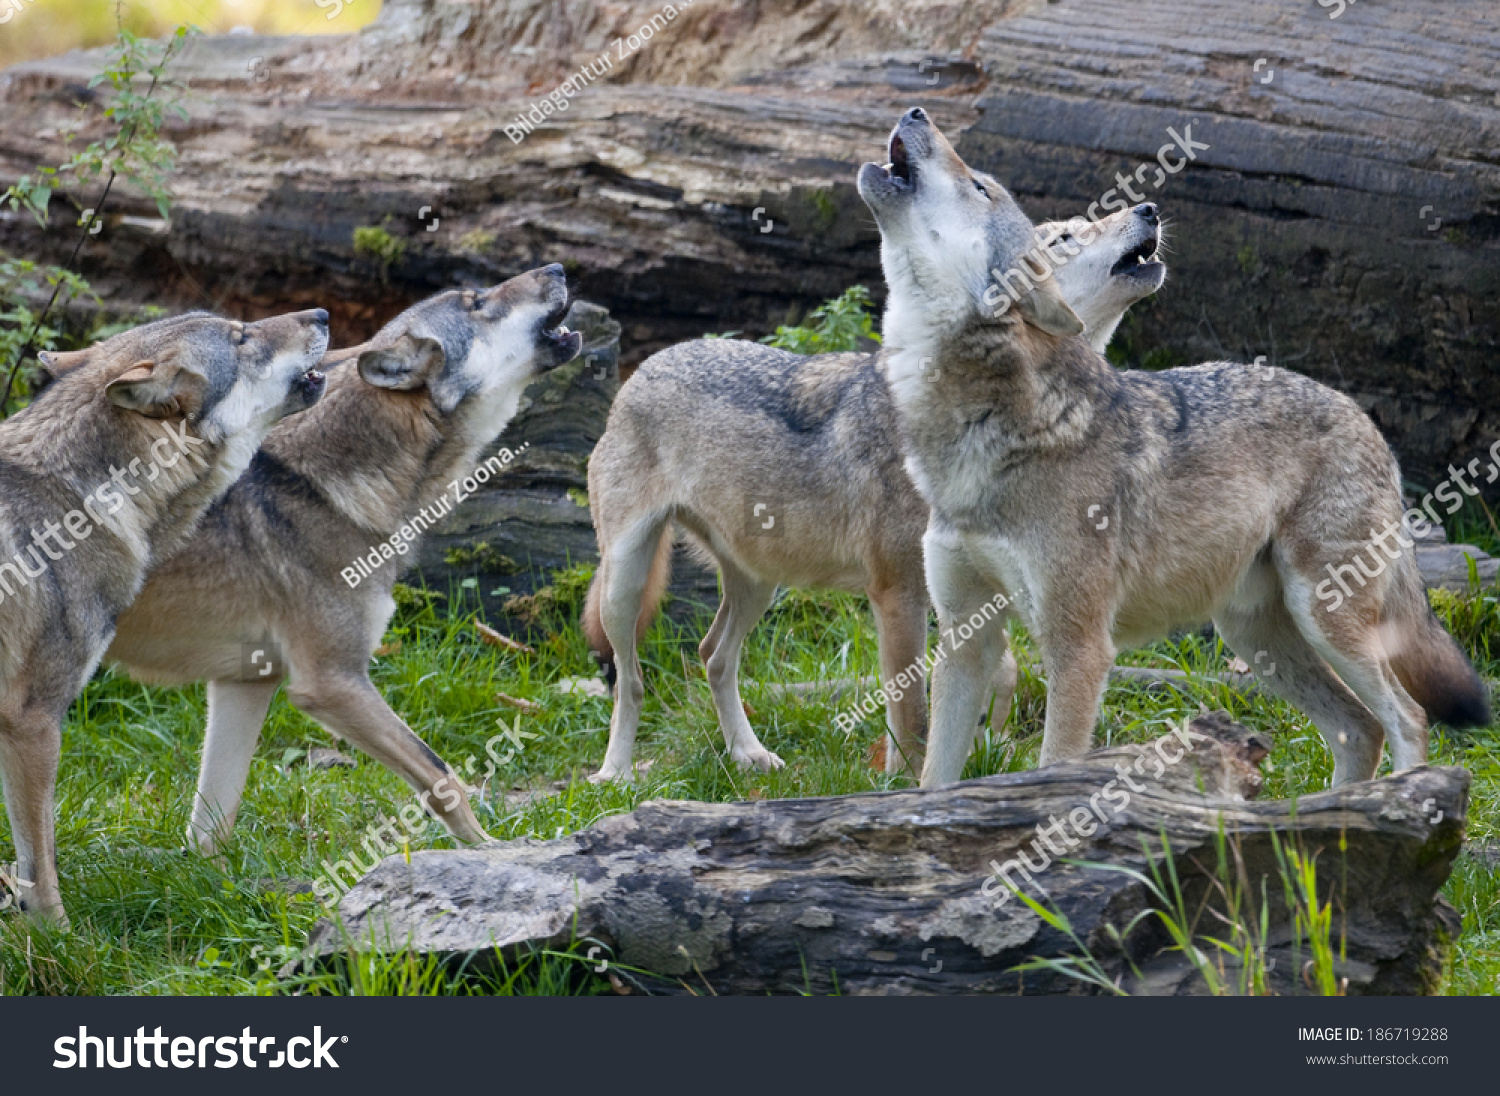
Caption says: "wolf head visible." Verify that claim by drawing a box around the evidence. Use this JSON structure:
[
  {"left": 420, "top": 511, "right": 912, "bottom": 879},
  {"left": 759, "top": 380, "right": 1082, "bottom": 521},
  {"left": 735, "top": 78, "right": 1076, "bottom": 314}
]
[
  {"left": 857, "top": 108, "right": 1086, "bottom": 349},
  {"left": 347, "top": 264, "right": 584, "bottom": 418},
  {"left": 37, "top": 309, "right": 329, "bottom": 442},
  {"left": 1037, "top": 204, "right": 1166, "bottom": 353}
]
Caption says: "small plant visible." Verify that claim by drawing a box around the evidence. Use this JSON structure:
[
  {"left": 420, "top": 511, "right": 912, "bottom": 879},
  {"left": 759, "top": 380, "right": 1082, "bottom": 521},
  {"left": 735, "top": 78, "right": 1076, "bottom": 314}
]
[
  {"left": 761, "top": 285, "right": 881, "bottom": 355},
  {"left": 391, "top": 582, "right": 448, "bottom": 619},
  {"left": 353, "top": 225, "right": 407, "bottom": 270},
  {"left": 1429, "top": 558, "right": 1500, "bottom": 665},
  {"left": 457, "top": 229, "right": 496, "bottom": 252},
  {"left": 443, "top": 541, "right": 520, "bottom": 574},
  {"left": 549, "top": 562, "right": 595, "bottom": 612},
  {"left": 1010, "top": 826, "right": 1348, "bottom": 996},
  {"left": 502, "top": 587, "right": 557, "bottom": 626},
  {"left": 1, "top": 23, "right": 196, "bottom": 416}
]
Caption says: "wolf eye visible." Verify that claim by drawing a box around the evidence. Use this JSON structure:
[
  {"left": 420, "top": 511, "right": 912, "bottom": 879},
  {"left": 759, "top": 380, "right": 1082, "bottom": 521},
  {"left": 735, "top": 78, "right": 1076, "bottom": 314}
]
[{"left": 972, "top": 179, "right": 988, "bottom": 199}]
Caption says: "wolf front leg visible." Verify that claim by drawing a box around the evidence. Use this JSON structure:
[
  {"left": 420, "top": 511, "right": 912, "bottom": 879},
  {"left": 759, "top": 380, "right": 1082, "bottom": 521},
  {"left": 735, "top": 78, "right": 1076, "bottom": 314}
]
[
  {"left": 1035, "top": 618, "right": 1116, "bottom": 768},
  {"left": 0, "top": 705, "right": 68, "bottom": 925},
  {"left": 189, "top": 679, "right": 280, "bottom": 857},
  {"left": 920, "top": 527, "right": 1009, "bottom": 787},
  {"left": 868, "top": 579, "right": 929, "bottom": 778}
]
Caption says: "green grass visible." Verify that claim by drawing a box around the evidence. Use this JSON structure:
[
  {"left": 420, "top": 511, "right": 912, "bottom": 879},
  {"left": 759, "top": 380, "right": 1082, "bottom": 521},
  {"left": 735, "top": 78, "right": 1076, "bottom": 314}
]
[{"left": 2, "top": 572, "right": 1498, "bottom": 995}]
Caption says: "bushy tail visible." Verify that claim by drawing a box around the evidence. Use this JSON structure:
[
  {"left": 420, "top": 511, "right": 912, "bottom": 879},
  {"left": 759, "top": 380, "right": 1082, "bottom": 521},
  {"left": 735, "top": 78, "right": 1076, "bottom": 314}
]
[
  {"left": 582, "top": 526, "right": 674, "bottom": 688},
  {"left": 1388, "top": 571, "right": 1492, "bottom": 728}
]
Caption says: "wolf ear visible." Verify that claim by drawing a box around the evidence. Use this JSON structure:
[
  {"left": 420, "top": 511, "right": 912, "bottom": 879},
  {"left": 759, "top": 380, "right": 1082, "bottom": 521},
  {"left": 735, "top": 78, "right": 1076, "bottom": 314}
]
[
  {"left": 106, "top": 360, "right": 207, "bottom": 420},
  {"left": 1014, "top": 280, "right": 1085, "bottom": 338},
  {"left": 37, "top": 348, "right": 91, "bottom": 376},
  {"left": 357, "top": 335, "right": 445, "bottom": 391}
]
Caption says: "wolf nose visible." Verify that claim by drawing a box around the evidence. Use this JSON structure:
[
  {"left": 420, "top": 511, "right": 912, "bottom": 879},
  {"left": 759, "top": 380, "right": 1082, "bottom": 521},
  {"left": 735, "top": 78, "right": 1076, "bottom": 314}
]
[
  {"left": 1135, "top": 203, "right": 1159, "bottom": 226},
  {"left": 310, "top": 309, "right": 329, "bottom": 327},
  {"left": 540, "top": 263, "right": 565, "bottom": 280},
  {"left": 903, "top": 107, "right": 928, "bottom": 124}
]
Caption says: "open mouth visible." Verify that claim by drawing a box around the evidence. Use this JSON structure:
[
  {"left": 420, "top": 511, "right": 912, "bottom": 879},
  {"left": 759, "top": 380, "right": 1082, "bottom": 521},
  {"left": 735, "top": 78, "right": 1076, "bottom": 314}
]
[
  {"left": 887, "top": 135, "right": 913, "bottom": 189},
  {"left": 538, "top": 298, "right": 583, "bottom": 365},
  {"left": 540, "top": 300, "right": 573, "bottom": 348},
  {"left": 296, "top": 367, "right": 326, "bottom": 401},
  {"left": 1111, "top": 232, "right": 1162, "bottom": 276}
]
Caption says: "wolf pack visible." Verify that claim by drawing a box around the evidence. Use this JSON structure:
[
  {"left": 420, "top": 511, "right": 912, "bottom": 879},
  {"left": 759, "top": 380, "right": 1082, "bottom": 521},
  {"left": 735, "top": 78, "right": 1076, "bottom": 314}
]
[{"left": 0, "top": 111, "right": 1487, "bottom": 925}]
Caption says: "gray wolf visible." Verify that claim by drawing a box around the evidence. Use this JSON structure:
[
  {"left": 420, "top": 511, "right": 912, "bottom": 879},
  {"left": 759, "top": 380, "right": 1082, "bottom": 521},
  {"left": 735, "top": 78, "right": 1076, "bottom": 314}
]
[
  {"left": 0, "top": 308, "right": 329, "bottom": 923},
  {"left": 582, "top": 206, "right": 1165, "bottom": 781},
  {"left": 104, "top": 266, "right": 582, "bottom": 862},
  {"left": 857, "top": 107, "right": 1488, "bottom": 788}
]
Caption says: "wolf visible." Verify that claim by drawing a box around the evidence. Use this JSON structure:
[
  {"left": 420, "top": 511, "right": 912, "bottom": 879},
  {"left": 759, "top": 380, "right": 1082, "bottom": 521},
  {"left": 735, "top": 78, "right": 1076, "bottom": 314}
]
[
  {"left": 581, "top": 205, "right": 1166, "bottom": 781},
  {"left": 0, "top": 309, "right": 329, "bottom": 922},
  {"left": 102, "top": 266, "right": 582, "bottom": 864},
  {"left": 857, "top": 107, "right": 1489, "bottom": 788}
]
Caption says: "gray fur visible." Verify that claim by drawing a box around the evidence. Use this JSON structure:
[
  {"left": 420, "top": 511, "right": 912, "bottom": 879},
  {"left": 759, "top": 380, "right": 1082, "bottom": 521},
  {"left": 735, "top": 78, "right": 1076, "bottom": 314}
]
[
  {"left": 858, "top": 108, "right": 1487, "bottom": 789},
  {"left": 1, "top": 308, "right": 329, "bottom": 923},
  {"left": 104, "top": 267, "right": 582, "bottom": 872},
  {"left": 584, "top": 203, "right": 1164, "bottom": 781}
]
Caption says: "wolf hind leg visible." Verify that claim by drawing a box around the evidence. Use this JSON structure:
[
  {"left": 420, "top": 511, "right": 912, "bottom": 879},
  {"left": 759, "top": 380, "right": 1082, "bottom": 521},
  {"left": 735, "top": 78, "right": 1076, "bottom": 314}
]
[
  {"left": 699, "top": 558, "right": 783, "bottom": 771},
  {"left": 1281, "top": 558, "right": 1427, "bottom": 778},
  {"left": 1213, "top": 599, "right": 1384, "bottom": 786},
  {"left": 286, "top": 669, "right": 491, "bottom": 844},
  {"left": 591, "top": 513, "right": 672, "bottom": 782},
  {"left": 986, "top": 647, "right": 1019, "bottom": 738}
]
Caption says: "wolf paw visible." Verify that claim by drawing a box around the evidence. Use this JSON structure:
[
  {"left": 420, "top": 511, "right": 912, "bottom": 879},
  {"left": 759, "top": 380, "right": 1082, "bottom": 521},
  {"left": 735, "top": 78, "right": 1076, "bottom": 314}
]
[{"left": 732, "top": 746, "right": 785, "bottom": 772}]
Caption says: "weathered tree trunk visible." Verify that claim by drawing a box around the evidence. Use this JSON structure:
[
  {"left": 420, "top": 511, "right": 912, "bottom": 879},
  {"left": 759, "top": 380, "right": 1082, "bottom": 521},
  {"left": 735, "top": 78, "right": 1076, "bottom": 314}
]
[
  {"left": 2, "top": 0, "right": 1495, "bottom": 496},
  {"left": 302, "top": 713, "right": 1467, "bottom": 995}
]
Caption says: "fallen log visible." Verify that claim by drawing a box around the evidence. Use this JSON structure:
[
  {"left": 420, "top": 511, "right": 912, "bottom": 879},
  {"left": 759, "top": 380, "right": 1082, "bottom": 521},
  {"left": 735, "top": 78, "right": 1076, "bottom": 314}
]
[{"left": 302, "top": 712, "right": 1466, "bottom": 995}]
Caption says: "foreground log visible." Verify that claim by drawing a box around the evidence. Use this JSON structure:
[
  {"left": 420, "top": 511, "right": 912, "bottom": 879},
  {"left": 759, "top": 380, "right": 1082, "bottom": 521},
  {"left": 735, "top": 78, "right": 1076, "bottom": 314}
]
[{"left": 303, "top": 713, "right": 1467, "bottom": 995}]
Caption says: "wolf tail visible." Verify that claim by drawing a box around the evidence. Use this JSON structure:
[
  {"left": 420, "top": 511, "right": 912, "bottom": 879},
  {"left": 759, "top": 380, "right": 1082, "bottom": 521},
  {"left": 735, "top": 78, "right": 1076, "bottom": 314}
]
[
  {"left": 1385, "top": 562, "right": 1491, "bottom": 728},
  {"left": 582, "top": 525, "right": 674, "bottom": 688}
]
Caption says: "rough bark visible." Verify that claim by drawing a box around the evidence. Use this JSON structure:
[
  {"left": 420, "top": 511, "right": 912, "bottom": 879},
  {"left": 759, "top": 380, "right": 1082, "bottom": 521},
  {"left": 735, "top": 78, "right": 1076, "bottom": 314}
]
[
  {"left": 302, "top": 712, "right": 1467, "bottom": 996},
  {"left": 1, "top": 0, "right": 1495, "bottom": 495}
]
